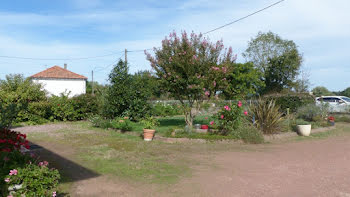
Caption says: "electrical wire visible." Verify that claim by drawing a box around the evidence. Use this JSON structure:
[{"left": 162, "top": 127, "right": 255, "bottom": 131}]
[{"left": 0, "top": 51, "right": 124, "bottom": 61}]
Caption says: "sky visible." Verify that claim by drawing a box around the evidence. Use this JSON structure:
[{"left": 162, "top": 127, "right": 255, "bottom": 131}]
[{"left": 0, "top": 0, "right": 349, "bottom": 91}]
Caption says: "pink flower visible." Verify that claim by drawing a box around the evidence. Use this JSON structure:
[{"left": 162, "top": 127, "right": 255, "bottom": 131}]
[
  {"left": 224, "top": 105, "right": 231, "bottom": 111},
  {"left": 222, "top": 67, "right": 227, "bottom": 73},
  {"left": 9, "top": 169, "right": 17, "bottom": 176},
  {"left": 176, "top": 75, "right": 179, "bottom": 78},
  {"left": 7, "top": 195, "right": 13, "bottom": 197},
  {"left": 210, "top": 121, "right": 214, "bottom": 125},
  {"left": 188, "top": 85, "right": 193, "bottom": 89},
  {"left": 203, "top": 88, "right": 206, "bottom": 91},
  {"left": 213, "top": 81, "right": 216, "bottom": 87},
  {"left": 205, "top": 91, "right": 210, "bottom": 96},
  {"left": 220, "top": 115, "right": 224, "bottom": 119},
  {"left": 4, "top": 178, "right": 10, "bottom": 183},
  {"left": 52, "top": 191, "right": 57, "bottom": 197},
  {"left": 222, "top": 78, "right": 226, "bottom": 81},
  {"left": 193, "top": 55, "right": 198, "bottom": 60},
  {"left": 244, "top": 111, "right": 248, "bottom": 116},
  {"left": 238, "top": 101, "right": 242, "bottom": 107},
  {"left": 205, "top": 117, "right": 208, "bottom": 120}
]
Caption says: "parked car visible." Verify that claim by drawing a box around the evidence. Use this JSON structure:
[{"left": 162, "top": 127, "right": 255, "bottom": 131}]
[{"left": 316, "top": 96, "right": 350, "bottom": 113}]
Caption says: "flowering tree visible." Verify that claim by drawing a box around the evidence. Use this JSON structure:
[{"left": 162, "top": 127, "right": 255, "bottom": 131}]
[{"left": 145, "top": 31, "right": 236, "bottom": 127}]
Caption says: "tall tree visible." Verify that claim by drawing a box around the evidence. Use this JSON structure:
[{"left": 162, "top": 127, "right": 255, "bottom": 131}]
[
  {"left": 264, "top": 49, "right": 302, "bottom": 93},
  {"left": 312, "top": 86, "right": 332, "bottom": 97},
  {"left": 223, "top": 62, "right": 264, "bottom": 99},
  {"left": 104, "top": 59, "right": 150, "bottom": 120},
  {"left": 243, "top": 31, "right": 302, "bottom": 93},
  {"left": 145, "top": 31, "right": 235, "bottom": 127}
]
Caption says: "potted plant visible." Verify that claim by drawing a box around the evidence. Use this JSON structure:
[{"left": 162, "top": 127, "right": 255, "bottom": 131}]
[
  {"left": 328, "top": 116, "right": 335, "bottom": 126},
  {"left": 295, "top": 119, "right": 312, "bottom": 136},
  {"left": 141, "top": 116, "right": 160, "bottom": 141}
]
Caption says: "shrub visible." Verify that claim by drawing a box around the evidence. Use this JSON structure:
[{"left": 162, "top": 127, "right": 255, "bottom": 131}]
[
  {"left": 110, "top": 117, "right": 133, "bottom": 131},
  {"left": 141, "top": 116, "right": 160, "bottom": 129},
  {"left": 212, "top": 101, "right": 247, "bottom": 135},
  {"left": 265, "top": 93, "right": 315, "bottom": 113},
  {"left": 248, "top": 99, "right": 283, "bottom": 134},
  {"left": 296, "top": 103, "right": 329, "bottom": 122},
  {"left": 71, "top": 94, "right": 100, "bottom": 120},
  {"left": 4, "top": 162, "right": 60, "bottom": 197},
  {"left": 89, "top": 115, "right": 112, "bottom": 129},
  {"left": 49, "top": 95, "right": 77, "bottom": 121},
  {"left": 237, "top": 125, "right": 264, "bottom": 144}
]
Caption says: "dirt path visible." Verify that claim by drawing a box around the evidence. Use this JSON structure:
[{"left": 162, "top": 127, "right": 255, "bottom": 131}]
[
  {"left": 167, "top": 136, "right": 350, "bottom": 197},
  {"left": 16, "top": 123, "right": 350, "bottom": 197}
]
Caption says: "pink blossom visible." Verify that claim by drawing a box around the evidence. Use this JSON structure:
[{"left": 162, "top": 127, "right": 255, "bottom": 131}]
[
  {"left": 30, "top": 153, "right": 36, "bottom": 158},
  {"left": 188, "top": 85, "right": 193, "bottom": 89},
  {"left": 197, "top": 74, "right": 201, "bottom": 79},
  {"left": 220, "top": 115, "right": 224, "bottom": 119},
  {"left": 224, "top": 106, "right": 231, "bottom": 111},
  {"left": 168, "top": 72, "right": 171, "bottom": 76},
  {"left": 9, "top": 169, "right": 17, "bottom": 176},
  {"left": 238, "top": 101, "right": 242, "bottom": 107},
  {"left": 205, "top": 91, "right": 210, "bottom": 96},
  {"left": 205, "top": 117, "right": 208, "bottom": 120},
  {"left": 183, "top": 51, "right": 186, "bottom": 55},
  {"left": 210, "top": 121, "right": 214, "bottom": 125},
  {"left": 244, "top": 111, "right": 248, "bottom": 116},
  {"left": 52, "top": 191, "right": 57, "bottom": 197},
  {"left": 193, "top": 55, "right": 198, "bottom": 60},
  {"left": 222, "top": 78, "right": 226, "bottom": 81},
  {"left": 4, "top": 178, "right": 10, "bottom": 183},
  {"left": 7, "top": 195, "right": 13, "bottom": 197},
  {"left": 222, "top": 67, "right": 227, "bottom": 73},
  {"left": 213, "top": 81, "right": 216, "bottom": 87},
  {"left": 203, "top": 88, "right": 206, "bottom": 91}
]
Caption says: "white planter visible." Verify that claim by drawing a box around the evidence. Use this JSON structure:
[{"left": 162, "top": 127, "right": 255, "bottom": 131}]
[{"left": 297, "top": 125, "right": 311, "bottom": 136}]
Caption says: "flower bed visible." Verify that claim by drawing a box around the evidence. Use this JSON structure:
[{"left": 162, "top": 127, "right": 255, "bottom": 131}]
[{"left": 1, "top": 128, "right": 60, "bottom": 197}]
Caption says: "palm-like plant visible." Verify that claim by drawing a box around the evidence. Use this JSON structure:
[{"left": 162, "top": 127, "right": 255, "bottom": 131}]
[{"left": 248, "top": 98, "right": 283, "bottom": 134}]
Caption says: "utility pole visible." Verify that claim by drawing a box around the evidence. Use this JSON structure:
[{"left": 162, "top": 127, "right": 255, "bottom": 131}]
[
  {"left": 125, "top": 49, "right": 127, "bottom": 66},
  {"left": 91, "top": 70, "right": 94, "bottom": 95}
]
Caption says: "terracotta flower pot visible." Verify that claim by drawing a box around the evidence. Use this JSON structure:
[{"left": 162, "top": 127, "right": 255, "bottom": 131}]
[{"left": 143, "top": 129, "right": 156, "bottom": 141}]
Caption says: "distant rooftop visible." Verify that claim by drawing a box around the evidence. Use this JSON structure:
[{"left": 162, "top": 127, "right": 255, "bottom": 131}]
[{"left": 31, "top": 66, "right": 87, "bottom": 80}]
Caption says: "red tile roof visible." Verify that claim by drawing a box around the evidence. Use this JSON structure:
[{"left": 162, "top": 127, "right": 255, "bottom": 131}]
[{"left": 30, "top": 66, "right": 87, "bottom": 80}]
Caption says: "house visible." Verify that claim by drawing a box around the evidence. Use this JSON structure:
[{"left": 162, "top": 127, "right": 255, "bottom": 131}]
[{"left": 30, "top": 64, "right": 87, "bottom": 97}]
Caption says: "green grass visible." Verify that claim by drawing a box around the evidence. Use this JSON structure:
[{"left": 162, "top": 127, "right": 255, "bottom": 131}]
[
  {"left": 293, "top": 124, "right": 350, "bottom": 141},
  {"left": 28, "top": 121, "right": 193, "bottom": 185}
]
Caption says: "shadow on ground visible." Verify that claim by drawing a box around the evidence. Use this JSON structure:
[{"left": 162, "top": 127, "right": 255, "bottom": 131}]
[{"left": 29, "top": 142, "right": 100, "bottom": 184}]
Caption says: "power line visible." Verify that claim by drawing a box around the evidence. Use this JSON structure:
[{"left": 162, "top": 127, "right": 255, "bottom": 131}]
[
  {"left": 0, "top": 51, "right": 124, "bottom": 61},
  {"left": 94, "top": 53, "right": 124, "bottom": 72},
  {"left": 203, "top": 0, "right": 285, "bottom": 34},
  {"left": 127, "top": 0, "right": 286, "bottom": 53}
]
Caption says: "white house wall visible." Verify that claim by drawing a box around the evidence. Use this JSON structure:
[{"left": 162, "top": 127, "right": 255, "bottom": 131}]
[{"left": 32, "top": 78, "right": 86, "bottom": 97}]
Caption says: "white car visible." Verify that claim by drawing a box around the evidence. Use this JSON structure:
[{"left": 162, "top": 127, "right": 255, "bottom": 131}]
[{"left": 316, "top": 96, "right": 350, "bottom": 113}]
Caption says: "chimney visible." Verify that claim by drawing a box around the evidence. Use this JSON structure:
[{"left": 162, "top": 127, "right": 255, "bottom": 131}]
[{"left": 64, "top": 63, "right": 67, "bottom": 69}]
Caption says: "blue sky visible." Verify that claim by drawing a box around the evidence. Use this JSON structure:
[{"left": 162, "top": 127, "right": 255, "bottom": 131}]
[{"left": 0, "top": 0, "right": 349, "bottom": 91}]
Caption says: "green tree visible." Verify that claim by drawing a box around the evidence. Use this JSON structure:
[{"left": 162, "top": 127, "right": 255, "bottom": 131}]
[
  {"left": 104, "top": 60, "right": 150, "bottom": 120},
  {"left": 312, "top": 86, "right": 332, "bottom": 97},
  {"left": 146, "top": 31, "right": 235, "bottom": 127},
  {"left": 243, "top": 31, "right": 302, "bottom": 93},
  {"left": 223, "top": 62, "right": 264, "bottom": 99},
  {"left": 264, "top": 49, "right": 302, "bottom": 93},
  {"left": 340, "top": 87, "right": 350, "bottom": 97}
]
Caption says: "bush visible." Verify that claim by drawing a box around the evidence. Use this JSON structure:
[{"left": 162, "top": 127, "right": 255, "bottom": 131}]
[
  {"left": 237, "top": 125, "right": 264, "bottom": 144},
  {"left": 296, "top": 103, "right": 328, "bottom": 122},
  {"left": 71, "top": 94, "right": 100, "bottom": 120},
  {"left": 265, "top": 93, "right": 315, "bottom": 113},
  {"left": 89, "top": 115, "right": 112, "bottom": 129},
  {"left": 248, "top": 98, "right": 283, "bottom": 134},
  {"left": 4, "top": 161, "right": 60, "bottom": 197},
  {"left": 212, "top": 101, "right": 247, "bottom": 135},
  {"left": 49, "top": 95, "right": 77, "bottom": 121},
  {"left": 110, "top": 117, "right": 133, "bottom": 131}
]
